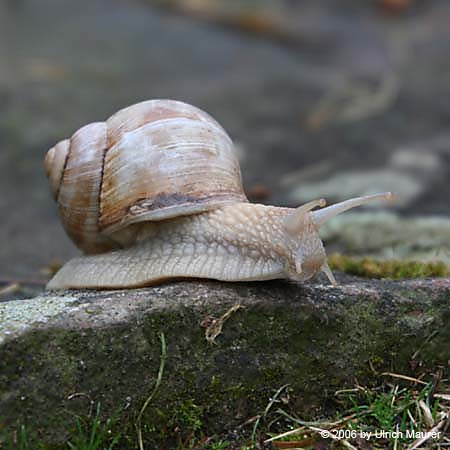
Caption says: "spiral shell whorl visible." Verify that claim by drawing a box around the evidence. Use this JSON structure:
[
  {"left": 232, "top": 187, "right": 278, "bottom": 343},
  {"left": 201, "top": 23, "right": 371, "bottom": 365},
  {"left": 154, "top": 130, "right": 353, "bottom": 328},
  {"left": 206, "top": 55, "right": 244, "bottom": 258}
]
[
  {"left": 106, "top": 99, "right": 227, "bottom": 148},
  {"left": 49, "top": 122, "right": 119, "bottom": 254},
  {"left": 45, "top": 139, "right": 70, "bottom": 200},
  {"left": 45, "top": 99, "right": 247, "bottom": 254}
]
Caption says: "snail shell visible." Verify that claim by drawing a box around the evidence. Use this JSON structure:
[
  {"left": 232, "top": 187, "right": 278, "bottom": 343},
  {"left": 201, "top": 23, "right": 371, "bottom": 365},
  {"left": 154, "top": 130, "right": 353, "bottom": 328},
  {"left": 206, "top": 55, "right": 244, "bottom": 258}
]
[{"left": 45, "top": 99, "right": 247, "bottom": 254}]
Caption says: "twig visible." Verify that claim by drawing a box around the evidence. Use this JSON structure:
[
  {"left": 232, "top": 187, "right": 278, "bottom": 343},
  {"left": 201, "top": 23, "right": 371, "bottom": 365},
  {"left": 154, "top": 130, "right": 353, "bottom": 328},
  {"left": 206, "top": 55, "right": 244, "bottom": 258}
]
[
  {"left": 275, "top": 408, "right": 366, "bottom": 429},
  {"left": 136, "top": 332, "right": 167, "bottom": 450},
  {"left": 272, "top": 437, "right": 316, "bottom": 449},
  {"left": 0, "top": 283, "right": 21, "bottom": 296},
  {"left": 381, "top": 372, "right": 428, "bottom": 385},
  {"left": 394, "top": 423, "right": 399, "bottom": 450},
  {"left": 418, "top": 399, "right": 434, "bottom": 428},
  {"left": 304, "top": 73, "right": 398, "bottom": 130},
  {"left": 391, "top": 384, "right": 399, "bottom": 407},
  {"left": 266, "top": 408, "right": 372, "bottom": 446},
  {"left": 265, "top": 426, "right": 309, "bottom": 443},
  {"left": 67, "top": 392, "right": 92, "bottom": 401},
  {"left": 150, "top": 0, "right": 303, "bottom": 49},
  {"left": 407, "top": 408, "right": 417, "bottom": 427},
  {"left": 334, "top": 388, "right": 361, "bottom": 396},
  {"left": 205, "top": 303, "right": 242, "bottom": 343},
  {"left": 406, "top": 418, "right": 446, "bottom": 450},
  {"left": 251, "top": 384, "right": 289, "bottom": 441},
  {"left": 307, "top": 426, "right": 358, "bottom": 450}
]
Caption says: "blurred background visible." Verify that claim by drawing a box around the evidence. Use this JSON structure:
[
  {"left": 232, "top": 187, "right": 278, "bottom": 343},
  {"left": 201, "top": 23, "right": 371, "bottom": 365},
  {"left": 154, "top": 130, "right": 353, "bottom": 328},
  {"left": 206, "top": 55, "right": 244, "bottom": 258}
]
[{"left": 1, "top": 0, "right": 449, "bottom": 294}]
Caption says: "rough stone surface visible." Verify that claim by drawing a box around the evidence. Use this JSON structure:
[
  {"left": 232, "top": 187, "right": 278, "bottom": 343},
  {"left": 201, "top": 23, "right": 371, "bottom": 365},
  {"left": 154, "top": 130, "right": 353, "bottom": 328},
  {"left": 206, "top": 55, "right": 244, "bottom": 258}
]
[{"left": 1, "top": 278, "right": 449, "bottom": 447}]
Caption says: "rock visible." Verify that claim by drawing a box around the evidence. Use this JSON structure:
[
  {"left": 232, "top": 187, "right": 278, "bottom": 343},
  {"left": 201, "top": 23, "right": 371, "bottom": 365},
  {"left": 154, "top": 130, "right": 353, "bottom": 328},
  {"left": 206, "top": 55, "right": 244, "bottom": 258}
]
[
  {"left": 320, "top": 212, "right": 450, "bottom": 264},
  {"left": 1, "top": 278, "right": 449, "bottom": 447}
]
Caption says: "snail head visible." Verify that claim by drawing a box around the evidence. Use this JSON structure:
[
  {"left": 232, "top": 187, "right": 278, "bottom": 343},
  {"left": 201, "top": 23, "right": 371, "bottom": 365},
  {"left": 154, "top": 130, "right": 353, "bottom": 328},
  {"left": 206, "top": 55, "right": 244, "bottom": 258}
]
[{"left": 283, "top": 192, "right": 394, "bottom": 285}]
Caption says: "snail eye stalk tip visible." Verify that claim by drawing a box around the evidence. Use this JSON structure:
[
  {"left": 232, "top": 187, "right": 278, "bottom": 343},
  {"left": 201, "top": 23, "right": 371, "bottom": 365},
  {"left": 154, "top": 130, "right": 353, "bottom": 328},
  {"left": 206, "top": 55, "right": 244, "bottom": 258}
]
[{"left": 312, "top": 192, "right": 394, "bottom": 227}]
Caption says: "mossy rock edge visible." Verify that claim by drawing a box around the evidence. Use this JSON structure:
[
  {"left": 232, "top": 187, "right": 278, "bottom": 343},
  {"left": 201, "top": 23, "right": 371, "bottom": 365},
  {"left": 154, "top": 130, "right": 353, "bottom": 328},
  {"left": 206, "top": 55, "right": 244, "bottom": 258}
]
[{"left": 1, "top": 278, "right": 449, "bottom": 448}]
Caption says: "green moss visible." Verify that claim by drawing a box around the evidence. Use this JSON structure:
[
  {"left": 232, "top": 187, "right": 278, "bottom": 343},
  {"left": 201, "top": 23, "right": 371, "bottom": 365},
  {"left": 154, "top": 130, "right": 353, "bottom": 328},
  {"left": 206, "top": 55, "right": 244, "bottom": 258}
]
[
  {"left": 6, "top": 375, "right": 448, "bottom": 449},
  {"left": 170, "top": 399, "right": 203, "bottom": 435},
  {"left": 2, "top": 286, "right": 450, "bottom": 448},
  {"left": 328, "top": 253, "right": 450, "bottom": 279}
]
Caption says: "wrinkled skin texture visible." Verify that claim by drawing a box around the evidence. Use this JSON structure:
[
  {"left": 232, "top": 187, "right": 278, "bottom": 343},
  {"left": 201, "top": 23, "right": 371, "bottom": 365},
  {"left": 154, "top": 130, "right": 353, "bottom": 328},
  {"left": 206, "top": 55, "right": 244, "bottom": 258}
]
[{"left": 47, "top": 203, "right": 327, "bottom": 289}]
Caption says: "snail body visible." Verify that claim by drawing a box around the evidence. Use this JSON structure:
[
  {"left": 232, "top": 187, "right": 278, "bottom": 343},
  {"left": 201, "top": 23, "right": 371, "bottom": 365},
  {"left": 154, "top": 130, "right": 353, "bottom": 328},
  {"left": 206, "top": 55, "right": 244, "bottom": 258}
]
[{"left": 45, "top": 99, "right": 392, "bottom": 289}]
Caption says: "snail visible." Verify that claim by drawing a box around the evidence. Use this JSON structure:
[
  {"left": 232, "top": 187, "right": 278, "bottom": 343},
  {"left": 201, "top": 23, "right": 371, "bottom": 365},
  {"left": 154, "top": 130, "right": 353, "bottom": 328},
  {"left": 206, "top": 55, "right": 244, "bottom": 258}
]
[{"left": 45, "top": 99, "right": 393, "bottom": 289}]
